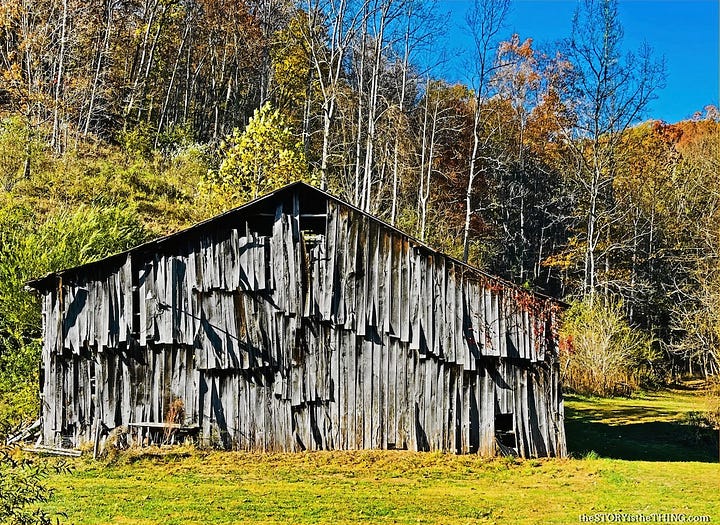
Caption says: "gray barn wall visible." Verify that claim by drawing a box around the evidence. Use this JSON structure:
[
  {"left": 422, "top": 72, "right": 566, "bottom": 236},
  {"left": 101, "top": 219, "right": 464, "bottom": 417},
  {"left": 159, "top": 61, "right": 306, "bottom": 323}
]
[{"left": 36, "top": 186, "right": 566, "bottom": 456}]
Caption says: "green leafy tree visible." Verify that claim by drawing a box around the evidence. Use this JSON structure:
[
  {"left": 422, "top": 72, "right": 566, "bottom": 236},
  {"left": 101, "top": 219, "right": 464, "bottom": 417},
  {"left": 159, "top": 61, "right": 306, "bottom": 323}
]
[
  {"left": 0, "top": 117, "right": 48, "bottom": 190},
  {"left": 215, "top": 102, "right": 312, "bottom": 202},
  {"left": 0, "top": 202, "right": 147, "bottom": 436},
  {"left": 271, "top": 11, "right": 315, "bottom": 125}
]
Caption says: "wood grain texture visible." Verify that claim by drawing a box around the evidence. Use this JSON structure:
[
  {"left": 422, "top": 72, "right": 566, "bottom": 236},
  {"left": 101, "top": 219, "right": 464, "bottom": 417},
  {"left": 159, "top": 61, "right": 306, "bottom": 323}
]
[{"left": 34, "top": 185, "right": 565, "bottom": 457}]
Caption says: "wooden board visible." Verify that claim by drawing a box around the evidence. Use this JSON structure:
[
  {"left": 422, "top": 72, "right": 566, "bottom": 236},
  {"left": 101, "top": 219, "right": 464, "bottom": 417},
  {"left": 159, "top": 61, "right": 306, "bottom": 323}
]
[{"left": 37, "top": 187, "right": 565, "bottom": 457}]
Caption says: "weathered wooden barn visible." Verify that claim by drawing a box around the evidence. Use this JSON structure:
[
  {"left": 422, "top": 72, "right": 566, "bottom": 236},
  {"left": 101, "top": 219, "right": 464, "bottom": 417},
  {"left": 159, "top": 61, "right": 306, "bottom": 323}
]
[{"left": 29, "top": 182, "right": 566, "bottom": 457}]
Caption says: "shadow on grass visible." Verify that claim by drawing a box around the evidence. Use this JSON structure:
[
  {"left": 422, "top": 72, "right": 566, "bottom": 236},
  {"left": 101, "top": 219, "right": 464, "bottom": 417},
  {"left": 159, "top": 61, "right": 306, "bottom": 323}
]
[{"left": 565, "top": 396, "right": 719, "bottom": 463}]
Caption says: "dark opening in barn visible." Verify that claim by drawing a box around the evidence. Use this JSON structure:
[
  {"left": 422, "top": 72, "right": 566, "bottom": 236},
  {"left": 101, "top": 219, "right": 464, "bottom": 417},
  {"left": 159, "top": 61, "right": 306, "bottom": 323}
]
[{"left": 28, "top": 182, "right": 566, "bottom": 457}]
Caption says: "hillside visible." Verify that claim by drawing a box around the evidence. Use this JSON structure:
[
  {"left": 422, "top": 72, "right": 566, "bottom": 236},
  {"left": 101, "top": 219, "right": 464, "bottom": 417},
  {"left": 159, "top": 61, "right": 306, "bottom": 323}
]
[{"left": 1, "top": 0, "right": 719, "bottom": 471}]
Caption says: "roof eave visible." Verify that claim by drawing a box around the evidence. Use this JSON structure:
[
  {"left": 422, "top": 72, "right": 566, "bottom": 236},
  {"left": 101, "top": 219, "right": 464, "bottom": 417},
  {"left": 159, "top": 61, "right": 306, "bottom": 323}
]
[{"left": 26, "top": 181, "right": 566, "bottom": 307}]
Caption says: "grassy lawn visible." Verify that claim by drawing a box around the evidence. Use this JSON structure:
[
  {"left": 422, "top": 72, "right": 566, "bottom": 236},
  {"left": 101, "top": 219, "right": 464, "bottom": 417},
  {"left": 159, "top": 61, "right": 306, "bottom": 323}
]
[
  {"left": 564, "top": 382, "right": 718, "bottom": 462},
  {"left": 41, "top": 387, "right": 720, "bottom": 525}
]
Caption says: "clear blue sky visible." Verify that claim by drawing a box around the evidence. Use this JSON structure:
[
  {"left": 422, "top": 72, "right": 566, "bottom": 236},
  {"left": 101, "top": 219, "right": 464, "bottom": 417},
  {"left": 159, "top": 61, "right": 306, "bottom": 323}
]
[{"left": 440, "top": 0, "right": 719, "bottom": 123}]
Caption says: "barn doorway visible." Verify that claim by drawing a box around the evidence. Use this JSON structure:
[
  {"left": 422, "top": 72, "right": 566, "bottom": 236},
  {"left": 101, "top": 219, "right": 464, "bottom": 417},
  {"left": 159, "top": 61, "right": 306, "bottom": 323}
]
[{"left": 495, "top": 412, "right": 517, "bottom": 452}]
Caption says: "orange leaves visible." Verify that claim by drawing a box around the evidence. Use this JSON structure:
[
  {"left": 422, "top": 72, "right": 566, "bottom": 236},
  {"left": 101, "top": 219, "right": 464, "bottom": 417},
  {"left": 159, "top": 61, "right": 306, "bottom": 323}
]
[
  {"left": 494, "top": 33, "right": 541, "bottom": 97},
  {"left": 498, "top": 33, "right": 535, "bottom": 60},
  {"left": 672, "top": 107, "right": 720, "bottom": 153}
]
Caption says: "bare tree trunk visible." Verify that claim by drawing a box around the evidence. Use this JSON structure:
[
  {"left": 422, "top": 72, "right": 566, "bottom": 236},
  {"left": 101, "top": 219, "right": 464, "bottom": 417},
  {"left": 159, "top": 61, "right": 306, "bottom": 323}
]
[
  {"left": 183, "top": 41, "right": 193, "bottom": 124},
  {"left": 52, "top": 0, "right": 68, "bottom": 152},
  {"left": 320, "top": 97, "right": 335, "bottom": 189},
  {"left": 362, "top": 1, "right": 391, "bottom": 212},
  {"left": 389, "top": 1, "right": 442, "bottom": 225},
  {"left": 136, "top": 6, "right": 167, "bottom": 121},
  {"left": 155, "top": 21, "right": 191, "bottom": 147},
  {"left": 390, "top": 5, "right": 412, "bottom": 226},
  {"left": 462, "top": 0, "right": 510, "bottom": 262},
  {"left": 354, "top": 15, "right": 368, "bottom": 207},
  {"left": 462, "top": 105, "right": 481, "bottom": 262},
  {"left": 84, "top": 0, "right": 114, "bottom": 136},
  {"left": 124, "top": 0, "right": 160, "bottom": 123},
  {"left": 629, "top": 210, "right": 639, "bottom": 321},
  {"left": 302, "top": 68, "right": 313, "bottom": 154},
  {"left": 418, "top": 83, "right": 438, "bottom": 242},
  {"left": 567, "top": 0, "right": 665, "bottom": 302},
  {"left": 306, "top": 0, "right": 369, "bottom": 190}
]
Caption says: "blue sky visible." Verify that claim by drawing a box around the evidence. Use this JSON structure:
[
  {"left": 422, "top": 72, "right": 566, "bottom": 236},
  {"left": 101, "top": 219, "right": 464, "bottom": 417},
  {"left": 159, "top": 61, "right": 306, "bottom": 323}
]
[{"left": 440, "top": 0, "right": 719, "bottom": 123}]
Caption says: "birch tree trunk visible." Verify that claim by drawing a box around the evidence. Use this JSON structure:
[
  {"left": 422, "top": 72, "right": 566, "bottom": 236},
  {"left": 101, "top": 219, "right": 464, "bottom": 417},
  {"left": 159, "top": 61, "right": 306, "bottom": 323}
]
[
  {"left": 462, "top": 0, "right": 510, "bottom": 262},
  {"left": 84, "top": 0, "right": 114, "bottom": 136},
  {"left": 52, "top": 0, "right": 68, "bottom": 152}
]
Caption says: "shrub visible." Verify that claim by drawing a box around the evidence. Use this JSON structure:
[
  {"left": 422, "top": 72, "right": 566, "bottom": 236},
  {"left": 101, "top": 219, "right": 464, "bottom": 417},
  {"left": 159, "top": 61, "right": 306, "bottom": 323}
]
[
  {"left": 0, "top": 117, "right": 49, "bottom": 192},
  {"left": 117, "top": 122, "right": 156, "bottom": 159},
  {"left": 0, "top": 446, "right": 69, "bottom": 525},
  {"left": 560, "top": 298, "right": 657, "bottom": 396}
]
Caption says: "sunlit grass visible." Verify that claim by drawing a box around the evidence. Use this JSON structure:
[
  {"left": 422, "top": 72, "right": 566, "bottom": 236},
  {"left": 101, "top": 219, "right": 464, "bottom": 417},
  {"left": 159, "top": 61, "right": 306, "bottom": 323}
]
[
  {"left": 565, "top": 384, "right": 717, "bottom": 462},
  {"left": 42, "top": 386, "right": 720, "bottom": 525}
]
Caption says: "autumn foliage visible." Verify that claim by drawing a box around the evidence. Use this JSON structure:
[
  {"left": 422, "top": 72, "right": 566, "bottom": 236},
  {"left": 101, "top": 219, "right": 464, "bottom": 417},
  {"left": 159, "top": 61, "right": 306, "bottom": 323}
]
[{"left": 0, "top": 0, "right": 717, "bottom": 427}]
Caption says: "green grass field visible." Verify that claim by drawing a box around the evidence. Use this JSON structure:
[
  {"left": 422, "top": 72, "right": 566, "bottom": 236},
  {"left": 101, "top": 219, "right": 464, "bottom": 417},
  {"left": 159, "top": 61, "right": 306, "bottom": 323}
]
[{"left": 41, "top": 386, "right": 720, "bottom": 525}]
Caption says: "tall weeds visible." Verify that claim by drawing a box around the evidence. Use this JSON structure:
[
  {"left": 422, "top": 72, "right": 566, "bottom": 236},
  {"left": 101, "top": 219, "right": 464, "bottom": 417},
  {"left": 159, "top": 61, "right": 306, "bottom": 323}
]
[{"left": 560, "top": 299, "right": 657, "bottom": 396}]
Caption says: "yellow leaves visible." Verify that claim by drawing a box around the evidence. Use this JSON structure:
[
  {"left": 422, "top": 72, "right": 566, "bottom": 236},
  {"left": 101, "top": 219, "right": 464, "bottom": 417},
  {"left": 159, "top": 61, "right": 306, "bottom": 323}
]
[
  {"left": 270, "top": 11, "right": 313, "bottom": 112},
  {"left": 213, "top": 102, "right": 311, "bottom": 203},
  {"left": 542, "top": 253, "right": 574, "bottom": 271},
  {"left": 2, "top": 61, "right": 22, "bottom": 83},
  {"left": 542, "top": 236, "right": 584, "bottom": 271}
]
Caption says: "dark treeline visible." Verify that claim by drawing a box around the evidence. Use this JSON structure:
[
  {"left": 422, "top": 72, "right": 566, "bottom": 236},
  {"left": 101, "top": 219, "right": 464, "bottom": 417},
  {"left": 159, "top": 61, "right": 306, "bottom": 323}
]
[{"left": 0, "top": 0, "right": 719, "bottom": 425}]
